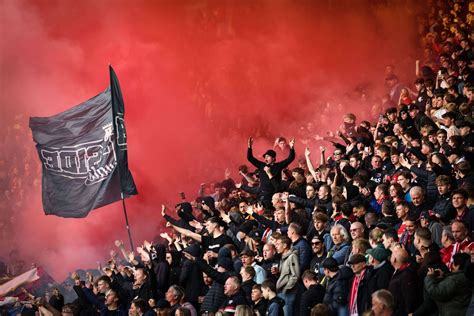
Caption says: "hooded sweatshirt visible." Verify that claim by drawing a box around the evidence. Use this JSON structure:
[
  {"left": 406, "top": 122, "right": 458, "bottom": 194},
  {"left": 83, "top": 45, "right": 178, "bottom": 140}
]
[{"left": 266, "top": 295, "right": 285, "bottom": 316}]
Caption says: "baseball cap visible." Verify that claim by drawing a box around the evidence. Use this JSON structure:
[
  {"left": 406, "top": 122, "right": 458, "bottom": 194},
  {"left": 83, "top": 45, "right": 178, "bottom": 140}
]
[
  {"left": 367, "top": 246, "right": 390, "bottom": 262},
  {"left": 347, "top": 254, "right": 366, "bottom": 265},
  {"left": 262, "top": 150, "right": 276, "bottom": 158}
]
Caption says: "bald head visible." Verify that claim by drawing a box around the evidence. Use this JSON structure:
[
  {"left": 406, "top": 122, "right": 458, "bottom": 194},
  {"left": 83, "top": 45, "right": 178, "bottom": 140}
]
[
  {"left": 350, "top": 222, "right": 365, "bottom": 240},
  {"left": 451, "top": 221, "right": 468, "bottom": 242},
  {"left": 390, "top": 248, "right": 409, "bottom": 269}
]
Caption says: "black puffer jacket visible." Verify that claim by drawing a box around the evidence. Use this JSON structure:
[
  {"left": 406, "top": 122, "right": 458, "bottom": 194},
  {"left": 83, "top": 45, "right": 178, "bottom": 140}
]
[{"left": 323, "top": 266, "right": 354, "bottom": 316}]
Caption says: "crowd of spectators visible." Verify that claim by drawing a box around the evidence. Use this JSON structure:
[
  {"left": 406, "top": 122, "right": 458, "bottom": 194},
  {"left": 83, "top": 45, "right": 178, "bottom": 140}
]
[
  {"left": 0, "top": 113, "right": 41, "bottom": 249},
  {"left": 2, "top": 1, "right": 474, "bottom": 316}
]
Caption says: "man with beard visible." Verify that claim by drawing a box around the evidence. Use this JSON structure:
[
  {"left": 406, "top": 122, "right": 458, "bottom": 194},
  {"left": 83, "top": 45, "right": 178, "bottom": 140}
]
[{"left": 309, "top": 236, "right": 327, "bottom": 279}]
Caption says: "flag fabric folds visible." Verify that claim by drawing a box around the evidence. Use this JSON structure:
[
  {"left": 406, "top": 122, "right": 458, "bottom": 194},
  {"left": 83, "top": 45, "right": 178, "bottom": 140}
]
[
  {"left": 0, "top": 268, "right": 40, "bottom": 297},
  {"left": 29, "top": 66, "right": 137, "bottom": 218},
  {"left": 0, "top": 267, "right": 57, "bottom": 303}
]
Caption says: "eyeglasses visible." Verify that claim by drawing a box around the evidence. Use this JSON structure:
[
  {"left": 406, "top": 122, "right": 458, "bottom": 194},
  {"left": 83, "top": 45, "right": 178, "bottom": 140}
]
[{"left": 311, "top": 241, "right": 322, "bottom": 245}]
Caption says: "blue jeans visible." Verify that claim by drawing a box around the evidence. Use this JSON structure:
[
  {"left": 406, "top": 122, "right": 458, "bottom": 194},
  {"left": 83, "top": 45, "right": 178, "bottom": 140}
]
[{"left": 278, "top": 292, "right": 296, "bottom": 316}]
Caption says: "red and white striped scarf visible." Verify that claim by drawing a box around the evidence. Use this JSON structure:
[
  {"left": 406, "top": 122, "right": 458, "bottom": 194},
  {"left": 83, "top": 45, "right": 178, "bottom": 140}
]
[{"left": 349, "top": 269, "right": 366, "bottom": 316}]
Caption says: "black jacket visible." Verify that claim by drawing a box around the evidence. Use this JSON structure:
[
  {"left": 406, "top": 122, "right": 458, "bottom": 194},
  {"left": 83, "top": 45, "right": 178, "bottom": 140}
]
[
  {"left": 241, "top": 279, "right": 256, "bottom": 304},
  {"left": 179, "top": 258, "right": 205, "bottom": 304},
  {"left": 253, "top": 299, "right": 268, "bottom": 316},
  {"left": 289, "top": 195, "right": 318, "bottom": 214},
  {"left": 432, "top": 193, "right": 456, "bottom": 223},
  {"left": 114, "top": 273, "right": 156, "bottom": 305},
  {"left": 368, "top": 260, "right": 394, "bottom": 292},
  {"left": 389, "top": 265, "right": 420, "bottom": 316},
  {"left": 377, "top": 215, "right": 400, "bottom": 229},
  {"left": 219, "top": 290, "right": 248, "bottom": 313},
  {"left": 409, "top": 166, "right": 438, "bottom": 202},
  {"left": 323, "top": 266, "right": 354, "bottom": 315},
  {"left": 409, "top": 202, "right": 432, "bottom": 220},
  {"left": 150, "top": 244, "right": 170, "bottom": 298},
  {"left": 351, "top": 267, "right": 373, "bottom": 315},
  {"left": 300, "top": 284, "right": 325, "bottom": 316},
  {"left": 247, "top": 147, "right": 295, "bottom": 194}
]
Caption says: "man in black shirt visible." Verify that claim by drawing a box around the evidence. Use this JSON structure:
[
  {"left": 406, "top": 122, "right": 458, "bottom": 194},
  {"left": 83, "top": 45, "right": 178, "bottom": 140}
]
[{"left": 247, "top": 136, "right": 295, "bottom": 207}]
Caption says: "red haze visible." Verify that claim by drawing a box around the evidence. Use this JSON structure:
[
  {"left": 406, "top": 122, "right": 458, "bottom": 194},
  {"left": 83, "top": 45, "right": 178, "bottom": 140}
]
[{"left": 0, "top": 0, "right": 422, "bottom": 281}]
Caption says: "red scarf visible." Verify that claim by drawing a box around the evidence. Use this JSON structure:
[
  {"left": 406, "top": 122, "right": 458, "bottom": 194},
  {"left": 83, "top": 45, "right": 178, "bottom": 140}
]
[
  {"left": 449, "top": 238, "right": 474, "bottom": 270},
  {"left": 395, "top": 262, "right": 410, "bottom": 275},
  {"left": 349, "top": 269, "right": 366, "bottom": 316}
]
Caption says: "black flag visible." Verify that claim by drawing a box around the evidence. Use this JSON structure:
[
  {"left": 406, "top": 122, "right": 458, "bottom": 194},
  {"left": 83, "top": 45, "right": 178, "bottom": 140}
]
[{"left": 29, "top": 66, "right": 137, "bottom": 218}]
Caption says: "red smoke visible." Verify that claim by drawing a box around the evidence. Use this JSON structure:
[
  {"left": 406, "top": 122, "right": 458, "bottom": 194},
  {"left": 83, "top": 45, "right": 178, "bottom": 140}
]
[{"left": 0, "top": 0, "right": 423, "bottom": 281}]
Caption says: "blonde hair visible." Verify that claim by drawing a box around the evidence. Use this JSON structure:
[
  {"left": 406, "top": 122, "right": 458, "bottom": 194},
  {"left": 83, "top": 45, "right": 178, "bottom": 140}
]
[
  {"left": 235, "top": 305, "right": 253, "bottom": 316},
  {"left": 369, "top": 227, "right": 384, "bottom": 245}
]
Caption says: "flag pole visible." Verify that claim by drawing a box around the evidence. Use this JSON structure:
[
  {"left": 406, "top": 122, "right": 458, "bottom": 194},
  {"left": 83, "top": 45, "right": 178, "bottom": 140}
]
[
  {"left": 121, "top": 195, "right": 134, "bottom": 251},
  {"left": 110, "top": 64, "right": 136, "bottom": 252}
]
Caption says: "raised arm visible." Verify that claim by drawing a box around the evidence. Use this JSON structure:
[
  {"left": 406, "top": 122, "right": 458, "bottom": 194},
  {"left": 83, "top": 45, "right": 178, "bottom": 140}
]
[
  {"left": 247, "top": 136, "right": 265, "bottom": 168},
  {"left": 331, "top": 165, "right": 341, "bottom": 189},
  {"left": 239, "top": 170, "right": 256, "bottom": 185},
  {"left": 320, "top": 146, "right": 326, "bottom": 167},
  {"left": 171, "top": 224, "right": 202, "bottom": 242},
  {"left": 337, "top": 131, "right": 351, "bottom": 145},
  {"left": 278, "top": 138, "right": 296, "bottom": 168},
  {"left": 246, "top": 206, "right": 276, "bottom": 231},
  {"left": 305, "top": 147, "right": 318, "bottom": 181},
  {"left": 114, "top": 240, "right": 129, "bottom": 263}
]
